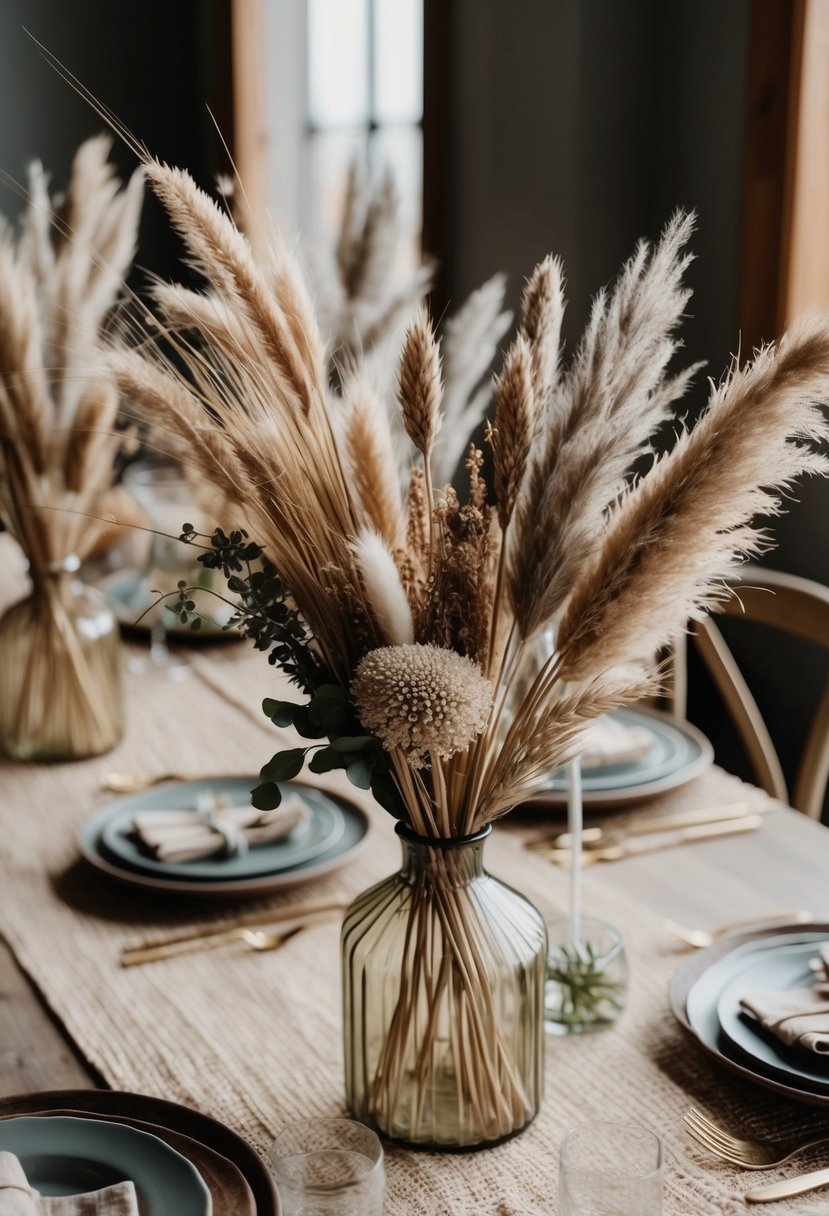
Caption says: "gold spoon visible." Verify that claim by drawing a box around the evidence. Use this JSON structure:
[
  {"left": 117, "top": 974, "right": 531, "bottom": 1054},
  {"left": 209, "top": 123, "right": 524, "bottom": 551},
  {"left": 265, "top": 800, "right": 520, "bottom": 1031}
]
[{"left": 121, "top": 925, "right": 302, "bottom": 967}]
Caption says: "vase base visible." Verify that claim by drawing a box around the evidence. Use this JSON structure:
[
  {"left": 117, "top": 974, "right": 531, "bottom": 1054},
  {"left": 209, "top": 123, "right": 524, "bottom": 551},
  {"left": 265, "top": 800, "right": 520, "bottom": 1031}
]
[{"left": 352, "top": 1108, "right": 539, "bottom": 1154}]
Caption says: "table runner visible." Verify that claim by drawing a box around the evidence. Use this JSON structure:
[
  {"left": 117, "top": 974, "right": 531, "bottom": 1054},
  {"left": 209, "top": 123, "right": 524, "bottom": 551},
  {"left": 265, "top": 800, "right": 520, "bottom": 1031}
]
[{"left": 0, "top": 642, "right": 826, "bottom": 1214}]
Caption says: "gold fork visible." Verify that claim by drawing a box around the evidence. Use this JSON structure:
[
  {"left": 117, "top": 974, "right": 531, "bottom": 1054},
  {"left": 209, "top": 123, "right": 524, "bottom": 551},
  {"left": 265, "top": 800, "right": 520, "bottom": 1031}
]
[
  {"left": 666, "top": 909, "right": 813, "bottom": 948},
  {"left": 684, "top": 1108, "right": 829, "bottom": 1169}
]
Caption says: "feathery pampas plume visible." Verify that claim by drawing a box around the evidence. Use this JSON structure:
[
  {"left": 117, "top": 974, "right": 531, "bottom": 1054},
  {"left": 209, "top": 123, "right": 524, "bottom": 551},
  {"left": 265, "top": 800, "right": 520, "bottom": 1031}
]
[
  {"left": 432, "top": 273, "right": 513, "bottom": 486},
  {"left": 556, "top": 316, "right": 829, "bottom": 683},
  {"left": 352, "top": 529, "right": 414, "bottom": 646}
]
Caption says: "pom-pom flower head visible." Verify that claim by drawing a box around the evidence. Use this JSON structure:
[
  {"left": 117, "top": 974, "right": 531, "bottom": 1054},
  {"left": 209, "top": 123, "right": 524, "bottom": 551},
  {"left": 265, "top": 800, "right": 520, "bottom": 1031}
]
[{"left": 351, "top": 643, "right": 492, "bottom": 766}]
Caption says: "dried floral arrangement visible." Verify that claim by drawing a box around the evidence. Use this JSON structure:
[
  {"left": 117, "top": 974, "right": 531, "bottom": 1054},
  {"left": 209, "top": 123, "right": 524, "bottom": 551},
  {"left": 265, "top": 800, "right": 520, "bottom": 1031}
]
[
  {"left": 0, "top": 136, "right": 143, "bottom": 757},
  {"left": 107, "top": 152, "right": 829, "bottom": 1140}
]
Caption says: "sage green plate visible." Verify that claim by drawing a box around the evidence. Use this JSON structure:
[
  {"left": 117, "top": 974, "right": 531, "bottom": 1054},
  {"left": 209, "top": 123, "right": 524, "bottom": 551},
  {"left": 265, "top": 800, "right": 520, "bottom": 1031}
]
[
  {"left": 79, "top": 780, "right": 371, "bottom": 899},
  {"left": 532, "top": 707, "right": 713, "bottom": 808},
  {"left": 99, "top": 783, "right": 345, "bottom": 880},
  {"left": 0, "top": 1115, "right": 211, "bottom": 1213}
]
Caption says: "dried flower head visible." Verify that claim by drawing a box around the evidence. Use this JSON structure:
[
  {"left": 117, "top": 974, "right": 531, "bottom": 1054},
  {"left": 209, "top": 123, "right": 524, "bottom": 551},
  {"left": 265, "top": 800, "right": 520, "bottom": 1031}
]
[{"left": 351, "top": 643, "right": 492, "bottom": 765}]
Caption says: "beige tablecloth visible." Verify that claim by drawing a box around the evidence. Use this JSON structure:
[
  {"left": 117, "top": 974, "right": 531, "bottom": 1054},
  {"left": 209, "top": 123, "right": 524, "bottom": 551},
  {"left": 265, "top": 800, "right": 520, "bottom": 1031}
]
[{"left": 0, "top": 640, "right": 826, "bottom": 1215}]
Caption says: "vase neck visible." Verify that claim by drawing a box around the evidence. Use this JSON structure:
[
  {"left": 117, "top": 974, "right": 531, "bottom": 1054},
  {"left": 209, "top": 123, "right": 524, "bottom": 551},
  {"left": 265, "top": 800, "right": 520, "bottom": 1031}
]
[{"left": 396, "top": 823, "right": 491, "bottom": 885}]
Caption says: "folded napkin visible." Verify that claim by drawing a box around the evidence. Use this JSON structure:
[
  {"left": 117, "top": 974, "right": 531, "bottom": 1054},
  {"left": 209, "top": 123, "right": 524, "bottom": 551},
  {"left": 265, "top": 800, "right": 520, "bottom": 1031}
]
[
  {"left": 0, "top": 1153, "right": 138, "bottom": 1215},
  {"left": 132, "top": 793, "right": 310, "bottom": 863},
  {"left": 579, "top": 715, "right": 655, "bottom": 770},
  {"left": 740, "top": 981, "right": 829, "bottom": 1055}
]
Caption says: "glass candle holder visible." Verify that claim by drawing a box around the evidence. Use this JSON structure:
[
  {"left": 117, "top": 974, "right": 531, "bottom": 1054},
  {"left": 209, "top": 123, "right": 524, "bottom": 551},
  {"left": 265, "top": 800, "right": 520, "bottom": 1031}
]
[
  {"left": 559, "top": 1122, "right": 663, "bottom": 1215},
  {"left": 270, "top": 1118, "right": 384, "bottom": 1216},
  {"left": 545, "top": 916, "right": 627, "bottom": 1035}
]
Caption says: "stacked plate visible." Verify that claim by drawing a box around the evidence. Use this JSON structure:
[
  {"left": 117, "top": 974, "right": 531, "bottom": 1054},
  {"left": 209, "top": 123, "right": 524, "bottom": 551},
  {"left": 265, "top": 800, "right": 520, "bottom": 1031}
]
[
  {"left": 79, "top": 778, "right": 370, "bottom": 899},
  {"left": 532, "top": 707, "right": 713, "bottom": 809},
  {"left": 670, "top": 921, "right": 829, "bottom": 1106},
  {"left": 0, "top": 1089, "right": 279, "bottom": 1213}
]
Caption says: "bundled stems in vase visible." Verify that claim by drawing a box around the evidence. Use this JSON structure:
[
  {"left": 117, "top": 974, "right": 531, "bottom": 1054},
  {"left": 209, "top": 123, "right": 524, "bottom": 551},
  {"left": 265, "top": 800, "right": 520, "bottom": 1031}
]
[{"left": 0, "top": 136, "right": 142, "bottom": 760}]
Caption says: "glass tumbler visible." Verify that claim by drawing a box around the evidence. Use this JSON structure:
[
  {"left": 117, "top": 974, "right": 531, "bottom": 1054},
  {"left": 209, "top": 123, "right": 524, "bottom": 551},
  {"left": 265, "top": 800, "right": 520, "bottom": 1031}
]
[
  {"left": 270, "top": 1118, "right": 385, "bottom": 1216},
  {"left": 559, "top": 1122, "right": 663, "bottom": 1216}
]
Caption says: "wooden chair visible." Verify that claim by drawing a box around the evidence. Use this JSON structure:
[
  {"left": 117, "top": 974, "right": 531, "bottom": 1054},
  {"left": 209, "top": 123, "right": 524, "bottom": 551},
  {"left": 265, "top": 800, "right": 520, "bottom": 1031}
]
[{"left": 669, "top": 564, "right": 829, "bottom": 819}]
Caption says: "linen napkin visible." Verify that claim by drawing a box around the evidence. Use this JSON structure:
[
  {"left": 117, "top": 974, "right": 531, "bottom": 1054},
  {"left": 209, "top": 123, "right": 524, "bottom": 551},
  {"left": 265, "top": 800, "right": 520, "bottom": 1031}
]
[
  {"left": 740, "top": 947, "right": 829, "bottom": 1055},
  {"left": 132, "top": 793, "right": 309, "bottom": 863},
  {"left": 0, "top": 1153, "right": 138, "bottom": 1215},
  {"left": 579, "top": 715, "right": 655, "bottom": 770}
]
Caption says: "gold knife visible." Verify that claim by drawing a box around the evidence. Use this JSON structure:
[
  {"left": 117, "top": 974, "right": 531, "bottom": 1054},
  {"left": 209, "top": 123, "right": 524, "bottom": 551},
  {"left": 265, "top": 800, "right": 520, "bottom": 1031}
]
[
  {"left": 545, "top": 814, "right": 763, "bottom": 866},
  {"left": 746, "top": 1166, "right": 829, "bottom": 1203},
  {"left": 528, "top": 801, "right": 769, "bottom": 851}
]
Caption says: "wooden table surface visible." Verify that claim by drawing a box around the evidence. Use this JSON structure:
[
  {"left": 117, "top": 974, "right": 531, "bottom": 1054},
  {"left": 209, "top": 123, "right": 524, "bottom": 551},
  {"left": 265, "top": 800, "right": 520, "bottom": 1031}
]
[{"left": 2, "top": 797, "right": 827, "bottom": 1099}]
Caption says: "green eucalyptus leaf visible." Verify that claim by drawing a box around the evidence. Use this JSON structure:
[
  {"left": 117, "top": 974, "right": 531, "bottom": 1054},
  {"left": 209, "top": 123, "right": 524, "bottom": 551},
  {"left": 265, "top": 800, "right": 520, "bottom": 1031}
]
[
  {"left": 262, "top": 697, "right": 302, "bottom": 728},
  {"left": 330, "top": 735, "right": 374, "bottom": 754},
  {"left": 370, "top": 770, "right": 406, "bottom": 819},
  {"left": 307, "top": 684, "right": 350, "bottom": 731},
  {"left": 308, "top": 746, "right": 345, "bottom": 775},
  {"left": 292, "top": 708, "right": 327, "bottom": 739},
  {"left": 346, "top": 756, "right": 373, "bottom": 789},
  {"left": 259, "top": 748, "right": 306, "bottom": 782},
  {"left": 250, "top": 781, "right": 282, "bottom": 811}
]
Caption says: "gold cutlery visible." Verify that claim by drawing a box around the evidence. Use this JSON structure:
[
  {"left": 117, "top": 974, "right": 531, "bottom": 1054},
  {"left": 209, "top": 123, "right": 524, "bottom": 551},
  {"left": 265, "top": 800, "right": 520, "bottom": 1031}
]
[
  {"left": 101, "top": 771, "right": 243, "bottom": 793},
  {"left": 541, "top": 814, "right": 763, "bottom": 866},
  {"left": 684, "top": 1108, "right": 829, "bottom": 1169},
  {"left": 121, "top": 896, "right": 347, "bottom": 957},
  {"left": 746, "top": 1168, "right": 829, "bottom": 1203},
  {"left": 667, "top": 910, "right": 814, "bottom": 949},
  {"left": 121, "top": 924, "right": 305, "bottom": 967},
  {"left": 527, "top": 802, "right": 767, "bottom": 853}
]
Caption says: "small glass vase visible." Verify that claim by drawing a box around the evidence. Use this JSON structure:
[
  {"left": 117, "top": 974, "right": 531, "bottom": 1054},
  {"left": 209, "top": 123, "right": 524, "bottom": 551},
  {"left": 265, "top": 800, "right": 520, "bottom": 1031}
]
[
  {"left": 0, "top": 566, "right": 122, "bottom": 761},
  {"left": 545, "top": 916, "right": 628, "bottom": 1035},
  {"left": 342, "top": 822, "right": 548, "bottom": 1151}
]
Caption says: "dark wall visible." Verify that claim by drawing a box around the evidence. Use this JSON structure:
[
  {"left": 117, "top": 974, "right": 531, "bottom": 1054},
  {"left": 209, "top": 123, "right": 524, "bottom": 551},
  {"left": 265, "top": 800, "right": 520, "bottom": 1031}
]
[
  {"left": 442, "top": 0, "right": 749, "bottom": 403},
  {"left": 0, "top": 0, "right": 230, "bottom": 288}
]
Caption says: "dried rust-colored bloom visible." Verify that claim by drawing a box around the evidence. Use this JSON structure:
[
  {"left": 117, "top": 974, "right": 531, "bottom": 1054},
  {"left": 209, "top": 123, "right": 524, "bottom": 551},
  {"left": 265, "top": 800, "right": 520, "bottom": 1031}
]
[{"left": 351, "top": 643, "right": 492, "bottom": 766}]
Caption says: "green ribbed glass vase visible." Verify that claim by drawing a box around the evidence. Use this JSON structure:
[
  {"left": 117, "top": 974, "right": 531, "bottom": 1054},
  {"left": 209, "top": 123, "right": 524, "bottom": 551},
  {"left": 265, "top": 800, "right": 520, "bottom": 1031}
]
[{"left": 342, "top": 823, "right": 547, "bottom": 1151}]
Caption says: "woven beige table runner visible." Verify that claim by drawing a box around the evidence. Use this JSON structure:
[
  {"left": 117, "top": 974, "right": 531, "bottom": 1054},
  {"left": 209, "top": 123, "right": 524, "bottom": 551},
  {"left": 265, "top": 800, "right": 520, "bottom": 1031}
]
[{"left": 0, "top": 644, "right": 825, "bottom": 1215}]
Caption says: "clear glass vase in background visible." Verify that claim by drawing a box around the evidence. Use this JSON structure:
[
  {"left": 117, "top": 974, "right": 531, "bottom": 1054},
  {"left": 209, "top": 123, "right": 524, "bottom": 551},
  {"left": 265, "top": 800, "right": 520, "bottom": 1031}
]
[
  {"left": 122, "top": 460, "right": 200, "bottom": 678},
  {"left": 342, "top": 822, "right": 548, "bottom": 1150},
  {"left": 0, "top": 560, "right": 122, "bottom": 761}
]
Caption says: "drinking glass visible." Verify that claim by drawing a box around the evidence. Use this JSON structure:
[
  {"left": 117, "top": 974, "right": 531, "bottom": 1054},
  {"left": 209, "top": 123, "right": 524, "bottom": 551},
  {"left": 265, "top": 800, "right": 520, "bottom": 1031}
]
[
  {"left": 270, "top": 1118, "right": 385, "bottom": 1216},
  {"left": 559, "top": 1122, "right": 663, "bottom": 1215}
]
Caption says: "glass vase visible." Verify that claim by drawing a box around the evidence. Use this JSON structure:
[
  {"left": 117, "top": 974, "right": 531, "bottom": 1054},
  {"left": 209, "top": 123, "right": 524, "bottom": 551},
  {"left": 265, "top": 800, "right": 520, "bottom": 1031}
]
[
  {"left": 0, "top": 569, "right": 122, "bottom": 761},
  {"left": 342, "top": 822, "right": 547, "bottom": 1150}
]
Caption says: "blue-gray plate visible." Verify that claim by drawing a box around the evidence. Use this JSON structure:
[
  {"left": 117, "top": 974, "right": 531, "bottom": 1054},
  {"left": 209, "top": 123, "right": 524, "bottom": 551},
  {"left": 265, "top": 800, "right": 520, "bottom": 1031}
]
[
  {"left": 0, "top": 1115, "right": 211, "bottom": 1213},
  {"left": 99, "top": 785, "right": 345, "bottom": 881},
  {"left": 532, "top": 707, "right": 713, "bottom": 808},
  {"left": 678, "top": 927, "right": 829, "bottom": 1104},
  {"left": 716, "top": 941, "right": 829, "bottom": 1090},
  {"left": 79, "top": 779, "right": 370, "bottom": 899}
]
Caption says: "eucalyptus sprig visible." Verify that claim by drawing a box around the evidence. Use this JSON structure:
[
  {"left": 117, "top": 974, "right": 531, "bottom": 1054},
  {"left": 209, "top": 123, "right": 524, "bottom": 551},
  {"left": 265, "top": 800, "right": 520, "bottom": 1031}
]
[
  {"left": 546, "top": 941, "right": 626, "bottom": 1028},
  {"left": 155, "top": 525, "right": 404, "bottom": 816}
]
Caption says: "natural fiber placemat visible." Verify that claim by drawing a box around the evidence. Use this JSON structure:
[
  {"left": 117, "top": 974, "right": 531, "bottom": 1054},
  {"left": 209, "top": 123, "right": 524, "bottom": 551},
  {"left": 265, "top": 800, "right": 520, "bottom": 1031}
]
[{"left": 0, "top": 648, "right": 824, "bottom": 1214}]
